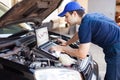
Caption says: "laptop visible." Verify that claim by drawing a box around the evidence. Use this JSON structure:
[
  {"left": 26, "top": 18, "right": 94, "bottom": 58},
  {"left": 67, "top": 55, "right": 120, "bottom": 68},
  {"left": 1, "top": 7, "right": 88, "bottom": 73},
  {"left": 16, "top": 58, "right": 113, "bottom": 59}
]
[{"left": 35, "top": 27, "right": 59, "bottom": 58}]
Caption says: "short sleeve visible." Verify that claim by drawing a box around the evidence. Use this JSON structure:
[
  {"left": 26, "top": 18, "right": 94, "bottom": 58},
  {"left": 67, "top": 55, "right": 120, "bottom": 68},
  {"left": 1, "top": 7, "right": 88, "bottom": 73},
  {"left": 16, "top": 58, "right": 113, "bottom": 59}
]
[{"left": 78, "top": 22, "right": 91, "bottom": 43}]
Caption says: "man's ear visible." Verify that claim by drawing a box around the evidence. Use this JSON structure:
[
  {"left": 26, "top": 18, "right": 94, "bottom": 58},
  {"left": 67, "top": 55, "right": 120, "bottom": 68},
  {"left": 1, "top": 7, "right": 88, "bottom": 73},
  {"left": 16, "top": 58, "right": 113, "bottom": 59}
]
[{"left": 72, "top": 11, "right": 77, "bottom": 16}]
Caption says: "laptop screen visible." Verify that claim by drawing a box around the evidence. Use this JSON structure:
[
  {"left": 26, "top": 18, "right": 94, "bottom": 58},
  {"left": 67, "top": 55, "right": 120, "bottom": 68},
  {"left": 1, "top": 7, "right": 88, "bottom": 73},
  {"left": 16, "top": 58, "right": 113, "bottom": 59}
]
[
  {"left": 35, "top": 27, "right": 49, "bottom": 47},
  {"left": 35, "top": 27, "right": 59, "bottom": 59}
]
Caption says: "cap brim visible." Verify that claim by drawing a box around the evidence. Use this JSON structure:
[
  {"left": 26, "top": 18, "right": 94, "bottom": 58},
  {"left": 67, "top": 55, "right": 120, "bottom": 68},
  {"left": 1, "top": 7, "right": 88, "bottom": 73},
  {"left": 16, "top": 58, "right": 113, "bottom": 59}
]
[{"left": 58, "top": 11, "right": 66, "bottom": 17}]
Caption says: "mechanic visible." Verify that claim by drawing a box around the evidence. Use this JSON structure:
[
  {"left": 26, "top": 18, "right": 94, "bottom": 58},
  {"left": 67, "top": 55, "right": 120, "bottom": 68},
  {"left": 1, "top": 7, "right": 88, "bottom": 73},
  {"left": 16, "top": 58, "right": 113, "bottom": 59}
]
[{"left": 50, "top": 1, "right": 120, "bottom": 80}]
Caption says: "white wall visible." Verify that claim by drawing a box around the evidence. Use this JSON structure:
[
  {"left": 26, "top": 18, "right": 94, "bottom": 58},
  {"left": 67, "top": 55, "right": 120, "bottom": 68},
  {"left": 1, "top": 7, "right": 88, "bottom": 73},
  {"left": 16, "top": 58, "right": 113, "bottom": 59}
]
[
  {"left": 0, "top": 0, "right": 11, "bottom": 7},
  {"left": 88, "top": 0, "right": 116, "bottom": 20},
  {"left": 43, "top": 0, "right": 72, "bottom": 22},
  {"left": 76, "top": 0, "right": 88, "bottom": 13}
]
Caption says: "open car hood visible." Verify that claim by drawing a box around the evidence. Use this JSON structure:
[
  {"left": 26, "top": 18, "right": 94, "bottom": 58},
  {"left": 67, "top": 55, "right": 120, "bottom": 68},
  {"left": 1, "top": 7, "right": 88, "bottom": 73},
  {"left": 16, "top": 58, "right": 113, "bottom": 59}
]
[{"left": 0, "top": 0, "right": 62, "bottom": 27}]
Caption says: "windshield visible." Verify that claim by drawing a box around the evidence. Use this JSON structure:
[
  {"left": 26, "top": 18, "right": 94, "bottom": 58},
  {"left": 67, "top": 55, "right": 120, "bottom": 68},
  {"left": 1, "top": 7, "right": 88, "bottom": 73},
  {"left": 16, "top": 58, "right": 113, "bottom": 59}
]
[{"left": 0, "top": 24, "right": 25, "bottom": 34}]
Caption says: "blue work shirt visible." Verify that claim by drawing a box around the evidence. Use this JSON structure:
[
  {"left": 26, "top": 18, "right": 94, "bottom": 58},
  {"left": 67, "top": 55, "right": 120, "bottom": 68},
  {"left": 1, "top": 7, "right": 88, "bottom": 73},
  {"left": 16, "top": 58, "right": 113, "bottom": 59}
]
[{"left": 78, "top": 13, "right": 120, "bottom": 48}]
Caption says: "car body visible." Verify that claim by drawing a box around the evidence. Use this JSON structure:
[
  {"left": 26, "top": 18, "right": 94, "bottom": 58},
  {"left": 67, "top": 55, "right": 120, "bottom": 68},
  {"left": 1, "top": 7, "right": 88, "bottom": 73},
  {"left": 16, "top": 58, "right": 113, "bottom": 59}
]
[{"left": 0, "top": 0, "right": 99, "bottom": 80}]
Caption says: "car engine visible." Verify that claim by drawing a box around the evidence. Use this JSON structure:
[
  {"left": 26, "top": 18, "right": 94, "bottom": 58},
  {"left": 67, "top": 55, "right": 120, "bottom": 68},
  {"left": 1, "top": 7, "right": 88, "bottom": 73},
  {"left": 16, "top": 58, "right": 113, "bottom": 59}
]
[{"left": 0, "top": 31, "right": 98, "bottom": 80}]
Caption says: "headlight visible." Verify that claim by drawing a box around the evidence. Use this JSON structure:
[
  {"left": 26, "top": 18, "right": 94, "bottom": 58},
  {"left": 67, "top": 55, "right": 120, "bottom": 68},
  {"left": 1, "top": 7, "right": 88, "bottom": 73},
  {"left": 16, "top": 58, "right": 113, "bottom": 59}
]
[{"left": 34, "top": 68, "right": 83, "bottom": 80}]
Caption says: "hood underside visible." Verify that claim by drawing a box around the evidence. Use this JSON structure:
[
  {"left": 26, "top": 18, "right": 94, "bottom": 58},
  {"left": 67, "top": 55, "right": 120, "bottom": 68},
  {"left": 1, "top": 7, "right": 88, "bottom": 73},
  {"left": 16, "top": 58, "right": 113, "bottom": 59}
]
[{"left": 0, "top": 0, "right": 62, "bottom": 27}]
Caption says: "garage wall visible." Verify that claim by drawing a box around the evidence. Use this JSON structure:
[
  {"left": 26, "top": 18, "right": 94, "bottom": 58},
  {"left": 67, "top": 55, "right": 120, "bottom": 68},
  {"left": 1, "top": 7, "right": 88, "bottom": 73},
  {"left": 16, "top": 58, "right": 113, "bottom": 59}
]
[
  {"left": 43, "top": 0, "right": 72, "bottom": 22},
  {"left": 43, "top": 0, "right": 73, "bottom": 28},
  {"left": 76, "top": 0, "right": 88, "bottom": 13},
  {"left": 0, "top": 0, "right": 11, "bottom": 7},
  {"left": 88, "top": 0, "right": 116, "bottom": 20}
]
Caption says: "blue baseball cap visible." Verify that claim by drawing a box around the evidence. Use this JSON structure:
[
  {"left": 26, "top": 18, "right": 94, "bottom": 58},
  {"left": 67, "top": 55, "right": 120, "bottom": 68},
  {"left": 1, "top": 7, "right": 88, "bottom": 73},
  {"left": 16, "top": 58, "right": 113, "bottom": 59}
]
[{"left": 58, "top": 1, "right": 85, "bottom": 17}]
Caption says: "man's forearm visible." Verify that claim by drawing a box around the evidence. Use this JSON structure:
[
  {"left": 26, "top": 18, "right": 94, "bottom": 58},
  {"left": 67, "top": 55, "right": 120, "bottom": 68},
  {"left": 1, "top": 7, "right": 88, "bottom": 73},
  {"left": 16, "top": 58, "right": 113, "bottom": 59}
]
[
  {"left": 61, "top": 43, "right": 91, "bottom": 59},
  {"left": 62, "top": 46, "right": 88, "bottom": 59},
  {"left": 66, "top": 32, "right": 78, "bottom": 45}
]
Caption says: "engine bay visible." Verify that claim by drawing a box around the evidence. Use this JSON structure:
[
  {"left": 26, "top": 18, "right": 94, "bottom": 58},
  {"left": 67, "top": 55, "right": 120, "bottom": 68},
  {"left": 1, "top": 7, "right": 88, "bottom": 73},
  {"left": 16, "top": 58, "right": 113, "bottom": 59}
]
[
  {"left": 0, "top": 29, "right": 97, "bottom": 80},
  {"left": 0, "top": 31, "right": 77, "bottom": 68},
  {"left": 0, "top": 0, "right": 99, "bottom": 79}
]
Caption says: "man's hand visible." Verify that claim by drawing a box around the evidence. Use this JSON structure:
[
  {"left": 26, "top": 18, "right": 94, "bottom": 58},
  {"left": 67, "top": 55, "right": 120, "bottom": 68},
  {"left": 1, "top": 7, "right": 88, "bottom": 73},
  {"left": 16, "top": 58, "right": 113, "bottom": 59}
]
[
  {"left": 49, "top": 45, "right": 65, "bottom": 53},
  {"left": 57, "top": 38, "right": 67, "bottom": 46},
  {"left": 59, "top": 53, "right": 77, "bottom": 66}
]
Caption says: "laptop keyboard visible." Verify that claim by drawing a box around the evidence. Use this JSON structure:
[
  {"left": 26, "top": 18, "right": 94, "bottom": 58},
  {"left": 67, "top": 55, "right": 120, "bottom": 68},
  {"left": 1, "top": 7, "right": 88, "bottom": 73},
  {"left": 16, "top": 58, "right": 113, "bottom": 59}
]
[{"left": 40, "top": 42, "right": 57, "bottom": 53}]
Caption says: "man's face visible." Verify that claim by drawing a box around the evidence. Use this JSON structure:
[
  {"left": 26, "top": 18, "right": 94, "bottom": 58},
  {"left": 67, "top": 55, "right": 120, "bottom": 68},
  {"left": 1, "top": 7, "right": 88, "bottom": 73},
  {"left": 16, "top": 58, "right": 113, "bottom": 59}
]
[{"left": 65, "top": 12, "right": 78, "bottom": 26}]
